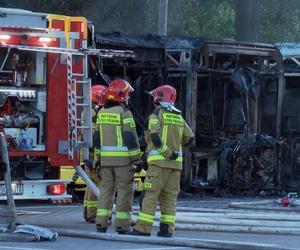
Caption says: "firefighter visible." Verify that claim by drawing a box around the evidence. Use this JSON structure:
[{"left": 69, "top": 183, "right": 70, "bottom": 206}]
[
  {"left": 83, "top": 85, "right": 107, "bottom": 223},
  {"left": 128, "top": 85, "right": 194, "bottom": 237},
  {"left": 95, "top": 79, "right": 141, "bottom": 234}
]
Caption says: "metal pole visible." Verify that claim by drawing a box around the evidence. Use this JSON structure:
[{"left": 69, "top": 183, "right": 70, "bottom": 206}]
[
  {"left": 158, "top": 0, "right": 168, "bottom": 36},
  {"left": 0, "top": 132, "right": 16, "bottom": 231}
]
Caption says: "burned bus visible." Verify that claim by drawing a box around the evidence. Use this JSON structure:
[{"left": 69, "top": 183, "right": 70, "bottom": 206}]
[{"left": 94, "top": 32, "right": 299, "bottom": 193}]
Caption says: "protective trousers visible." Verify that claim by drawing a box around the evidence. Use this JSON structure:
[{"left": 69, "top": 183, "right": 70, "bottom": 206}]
[
  {"left": 96, "top": 166, "right": 134, "bottom": 232},
  {"left": 83, "top": 167, "right": 100, "bottom": 222},
  {"left": 134, "top": 165, "right": 180, "bottom": 234}
]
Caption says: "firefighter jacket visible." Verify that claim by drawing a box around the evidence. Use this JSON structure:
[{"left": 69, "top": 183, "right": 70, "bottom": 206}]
[
  {"left": 146, "top": 105, "right": 194, "bottom": 170},
  {"left": 94, "top": 104, "right": 141, "bottom": 167}
]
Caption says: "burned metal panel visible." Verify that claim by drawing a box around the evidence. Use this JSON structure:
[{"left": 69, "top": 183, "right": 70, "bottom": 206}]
[
  {"left": 190, "top": 41, "right": 283, "bottom": 191},
  {"left": 94, "top": 32, "right": 288, "bottom": 192},
  {"left": 276, "top": 43, "right": 300, "bottom": 188}
]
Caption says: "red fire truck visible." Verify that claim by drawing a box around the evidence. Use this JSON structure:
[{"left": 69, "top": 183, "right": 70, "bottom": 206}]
[{"left": 0, "top": 8, "right": 133, "bottom": 201}]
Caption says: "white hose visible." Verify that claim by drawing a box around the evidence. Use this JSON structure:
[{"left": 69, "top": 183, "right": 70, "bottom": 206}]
[
  {"left": 131, "top": 214, "right": 300, "bottom": 230},
  {"left": 151, "top": 215, "right": 300, "bottom": 228},
  {"left": 229, "top": 203, "right": 300, "bottom": 212},
  {"left": 174, "top": 211, "right": 300, "bottom": 221},
  {"left": 14, "top": 225, "right": 58, "bottom": 242},
  {"left": 132, "top": 210, "right": 300, "bottom": 221},
  {"left": 229, "top": 200, "right": 275, "bottom": 206},
  {"left": 75, "top": 165, "right": 100, "bottom": 197},
  {"left": 168, "top": 222, "right": 300, "bottom": 235},
  {"left": 54, "top": 228, "right": 290, "bottom": 250},
  {"left": 145, "top": 205, "right": 300, "bottom": 213}
]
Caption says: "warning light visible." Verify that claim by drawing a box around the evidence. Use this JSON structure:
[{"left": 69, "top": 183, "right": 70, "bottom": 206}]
[
  {"left": 39, "top": 37, "right": 52, "bottom": 43},
  {"left": 0, "top": 34, "right": 11, "bottom": 40},
  {"left": 47, "top": 183, "right": 66, "bottom": 195}
]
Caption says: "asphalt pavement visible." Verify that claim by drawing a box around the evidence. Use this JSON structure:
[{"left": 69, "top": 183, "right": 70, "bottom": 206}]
[{"left": 0, "top": 197, "right": 299, "bottom": 250}]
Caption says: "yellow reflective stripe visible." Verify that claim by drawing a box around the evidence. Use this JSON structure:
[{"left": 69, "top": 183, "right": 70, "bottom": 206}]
[
  {"left": 95, "top": 148, "right": 101, "bottom": 157},
  {"left": 97, "top": 208, "right": 110, "bottom": 217},
  {"left": 87, "top": 201, "right": 97, "bottom": 208},
  {"left": 157, "top": 144, "right": 167, "bottom": 154},
  {"left": 83, "top": 200, "right": 87, "bottom": 207},
  {"left": 99, "top": 126, "right": 103, "bottom": 147},
  {"left": 137, "top": 212, "right": 155, "bottom": 223},
  {"left": 156, "top": 125, "right": 168, "bottom": 153},
  {"left": 100, "top": 151, "right": 129, "bottom": 157},
  {"left": 161, "top": 214, "right": 176, "bottom": 223},
  {"left": 148, "top": 118, "right": 159, "bottom": 129},
  {"left": 163, "top": 113, "right": 184, "bottom": 125},
  {"left": 123, "top": 118, "right": 134, "bottom": 124},
  {"left": 98, "top": 113, "right": 121, "bottom": 124},
  {"left": 116, "top": 126, "right": 122, "bottom": 147},
  {"left": 149, "top": 118, "right": 158, "bottom": 124},
  {"left": 123, "top": 117, "right": 136, "bottom": 128},
  {"left": 179, "top": 127, "right": 183, "bottom": 151},
  {"left": 116, "top": 211, "right": 131, "bottom": 219},
  {"left": 162, "top": 125, "right": 168, "bottom": 145},
  {"left": 147, "top": 155, "right": 183, "bottom": 163},
  {"left": 128, "top": 148, "right": 141, "bottom": 156}
]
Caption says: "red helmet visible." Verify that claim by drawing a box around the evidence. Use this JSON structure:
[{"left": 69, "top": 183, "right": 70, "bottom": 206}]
[
  {"left": 105, "top": 79, "right": 134, "bottom": 103},
  {"left": 91, "top": 85, "right": 107, "bottom": 106},
  {"left": 150, "top": 85, "right": 177, "bottom": 104}
]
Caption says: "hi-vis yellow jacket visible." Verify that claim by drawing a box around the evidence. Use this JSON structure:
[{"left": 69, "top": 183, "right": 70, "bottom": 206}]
[
  {"left": 146, "top": 106, "right": 194, "bottom": 170},
  {"left": 94, "top": 104, "right": 141, "bottom": 167}
]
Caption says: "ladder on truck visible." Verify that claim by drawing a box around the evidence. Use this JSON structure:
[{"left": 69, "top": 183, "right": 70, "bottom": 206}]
[
  {"left": 66, "top": 52, "right": 91, "bottom": 160},
  {"left": 0, "top": 43, "right": 135, "bottom": 160}
]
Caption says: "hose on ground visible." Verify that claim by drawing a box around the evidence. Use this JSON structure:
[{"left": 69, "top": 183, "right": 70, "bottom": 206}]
[
  {"left": 229, "top": 201, "right": 300, "bottom": 212},
  {"left": 150, "top": 216, "right": 300, "bottom": 228},
  {"left": 54, "top": 228, "right": 292, "bottom": 250},
  {"left": 131, "top": 210, "right": 300, "bottom": 221},
  {"left": 133, "top": 205, "right": 300, "bottom": 213},
  {"left": 159, "top": 222, "right": 300, "bottom": 236}
]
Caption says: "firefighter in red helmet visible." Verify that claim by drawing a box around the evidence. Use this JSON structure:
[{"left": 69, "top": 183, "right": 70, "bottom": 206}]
[
  {"left": 95, "top": 79, "right": 141, "bottom": 234},
  {"left": 128, "top": 84, "right": 194, "bottom": 237},
  {"left": 83, "top": 85, "right": 107, "bottom": 223}
]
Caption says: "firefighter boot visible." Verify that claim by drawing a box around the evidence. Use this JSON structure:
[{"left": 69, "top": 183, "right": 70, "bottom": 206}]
[
  {"left": 157, "top": 223, "right": 173, "bottom": 237},
  {"left": 126, "top": 229, "right": 151, "bottom": 237}
]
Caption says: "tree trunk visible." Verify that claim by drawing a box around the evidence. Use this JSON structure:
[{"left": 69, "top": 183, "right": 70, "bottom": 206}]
[{"left": 235, "top": 0, "right": 260, "bottom": 42}]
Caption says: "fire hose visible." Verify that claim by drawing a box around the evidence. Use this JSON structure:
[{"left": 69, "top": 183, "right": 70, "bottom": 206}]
[
  {"left": 74, "top": 165, "right": 100, "bottom": 197},
  {"left": 54, "top": 228, "right": 291, "bottom": 250},
  {"left": 229, "top": 200, "right": 300, "bottom": 211}
]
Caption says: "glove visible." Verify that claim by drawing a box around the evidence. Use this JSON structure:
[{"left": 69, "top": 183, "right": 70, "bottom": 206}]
[
  {"left": 83, "top": 159, "right": 94, "bottom": 169},
  {"left": 169, "top": 151, "right": 178, "bottom": 160},
  {"left": 132, "top": 160, "right": 144, "bottom": 173}
]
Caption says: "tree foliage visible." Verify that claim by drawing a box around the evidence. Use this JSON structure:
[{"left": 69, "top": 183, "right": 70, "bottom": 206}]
[
  {"left": 168, "top": 0, "right": 235, "bottom": 39},
  {"left": 260, "top": 0, "right": 300, "bottom": 43},
  {"left": 2, "top": 0, "right": 300, "bottom": 43}
]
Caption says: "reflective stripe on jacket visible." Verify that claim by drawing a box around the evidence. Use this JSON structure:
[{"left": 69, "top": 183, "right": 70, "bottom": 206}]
[
  {"left": 95, "top": 105, "right": 141, "bottom": 167},
  {"left": 146, "top": 106, "right": 194, "bottom": 170}
]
